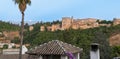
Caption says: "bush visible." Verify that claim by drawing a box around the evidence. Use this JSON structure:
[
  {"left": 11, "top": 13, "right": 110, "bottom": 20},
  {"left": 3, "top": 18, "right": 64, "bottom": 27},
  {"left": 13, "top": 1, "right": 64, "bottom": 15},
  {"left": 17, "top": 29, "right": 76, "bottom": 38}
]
[{"left": 3, "top": 44, "right": 8, "bottom": 49}]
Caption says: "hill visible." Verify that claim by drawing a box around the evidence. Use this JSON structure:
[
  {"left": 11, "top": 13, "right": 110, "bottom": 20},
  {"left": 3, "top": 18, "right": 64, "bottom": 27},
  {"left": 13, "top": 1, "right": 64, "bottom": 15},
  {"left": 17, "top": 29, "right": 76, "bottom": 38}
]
[
  {"left": 23, "top": 19, "right": 120, "bottom": 59},
  {"left": 0, "top": 21, "right": 20, "bottom": 43},
  {"left": 0, "top": 20, "right": 119, "bottom": 59},
  {"left": 0, "top": 21, "right": 20, "bottom": 31}
]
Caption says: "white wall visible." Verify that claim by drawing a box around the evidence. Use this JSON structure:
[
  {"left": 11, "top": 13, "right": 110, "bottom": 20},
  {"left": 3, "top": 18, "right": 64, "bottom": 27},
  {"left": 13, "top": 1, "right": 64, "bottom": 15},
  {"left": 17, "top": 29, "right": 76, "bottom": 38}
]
[
  {"left": 3, "top": 49, "right": 19, "bottom": 54},
  {"left": 90, "top": 49, "right": 100, "bottom": 59},
  {"left": 22, "top": 45, "right": 28, "bottom": 54},
  {"left": 0, "top": 43, "right": 15, "bottom": 48},
  {"left": 74, "top": 53, "right": 80, "bottom": 59},
  {"left": 61, "top": 55, "right": 68, "bottom": 59},
  {"left": 3, "top": 45, "right": 28, "bottom": 55},
  {"left": 38, "top": 55, "right": 42, "bottom": 59}
]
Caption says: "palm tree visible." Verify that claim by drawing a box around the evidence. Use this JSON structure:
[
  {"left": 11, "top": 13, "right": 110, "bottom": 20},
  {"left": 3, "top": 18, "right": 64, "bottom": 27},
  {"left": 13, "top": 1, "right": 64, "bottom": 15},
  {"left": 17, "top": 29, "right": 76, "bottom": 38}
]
[{"left": 12, "top": 0, "right": 31, "bottom": 59}]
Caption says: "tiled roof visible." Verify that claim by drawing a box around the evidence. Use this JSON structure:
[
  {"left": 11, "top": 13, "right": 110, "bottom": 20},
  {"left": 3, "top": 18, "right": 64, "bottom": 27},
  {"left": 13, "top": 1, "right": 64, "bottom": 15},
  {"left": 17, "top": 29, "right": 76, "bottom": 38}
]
[
  {"left": 27, "top": 40, "right": 82, "bottom": 55},
  {"left": 0, "top": 54, "right": 28, "bottom": 59}
]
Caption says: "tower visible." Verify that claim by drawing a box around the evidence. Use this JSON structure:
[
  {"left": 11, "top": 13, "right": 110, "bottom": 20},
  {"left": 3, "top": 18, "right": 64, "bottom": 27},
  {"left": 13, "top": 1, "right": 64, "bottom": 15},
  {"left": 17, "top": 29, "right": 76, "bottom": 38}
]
[{"left": 62, "top": 17, "right": 73, "bottom": 30}]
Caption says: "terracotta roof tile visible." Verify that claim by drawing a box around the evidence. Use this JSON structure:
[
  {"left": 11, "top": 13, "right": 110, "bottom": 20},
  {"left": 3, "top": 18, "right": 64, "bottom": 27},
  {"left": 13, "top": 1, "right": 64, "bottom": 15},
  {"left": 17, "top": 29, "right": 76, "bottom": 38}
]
[{"left": 27, "top": 40, "right": 82, "bottom": 55}]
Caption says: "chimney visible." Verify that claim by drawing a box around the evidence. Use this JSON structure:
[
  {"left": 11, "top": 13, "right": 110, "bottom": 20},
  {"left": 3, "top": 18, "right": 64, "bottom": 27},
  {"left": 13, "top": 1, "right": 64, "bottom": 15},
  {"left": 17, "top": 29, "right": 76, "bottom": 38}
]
[{"left": 90, "top": 43, "right": 100, "bottom": 59}]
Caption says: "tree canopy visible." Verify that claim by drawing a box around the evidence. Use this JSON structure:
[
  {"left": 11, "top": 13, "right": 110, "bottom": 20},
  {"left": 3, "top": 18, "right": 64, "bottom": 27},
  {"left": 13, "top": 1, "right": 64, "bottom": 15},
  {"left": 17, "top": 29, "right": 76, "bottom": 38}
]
[{"left": 23, "top": 22, "right": 120, "bottom": 59}]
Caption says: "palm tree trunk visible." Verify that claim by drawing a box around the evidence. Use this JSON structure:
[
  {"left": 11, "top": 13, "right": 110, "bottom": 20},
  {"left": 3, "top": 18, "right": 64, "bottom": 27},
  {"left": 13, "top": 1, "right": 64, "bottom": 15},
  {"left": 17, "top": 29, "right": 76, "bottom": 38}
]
[{"left": 19, "top": 12, "right": 24, "bottom": 59}]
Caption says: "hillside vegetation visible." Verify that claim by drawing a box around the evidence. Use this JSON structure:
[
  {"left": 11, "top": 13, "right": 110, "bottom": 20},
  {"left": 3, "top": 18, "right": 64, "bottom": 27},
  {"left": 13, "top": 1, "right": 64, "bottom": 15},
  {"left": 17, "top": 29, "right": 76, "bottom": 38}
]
[
  {"left": 23, "top": 21, "right": 120, "bottom": 59},
  {"left": 0, "top": 21, "right": 20, "bottom": 31},
  {"left": 1, "top": 20, "right": 120, "bottom": 59}
]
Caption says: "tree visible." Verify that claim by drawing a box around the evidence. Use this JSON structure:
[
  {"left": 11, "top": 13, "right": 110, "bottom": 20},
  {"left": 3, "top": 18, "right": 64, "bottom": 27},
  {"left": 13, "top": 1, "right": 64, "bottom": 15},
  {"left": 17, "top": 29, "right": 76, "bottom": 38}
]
[
  {"left": 112, "top": 46, "right": 120, "bottom": 57},
  {"left": 12, "top": 0, "right": 31, "bottom": 59},
  {"left": 3, "top": 44, "right": 8, "bottom": 49},
  {"left": 93, "top": 27, "right": 111, "bottom": 59},
  {"left": 11, "top": 37, "right": 20, "bottom": 44}
]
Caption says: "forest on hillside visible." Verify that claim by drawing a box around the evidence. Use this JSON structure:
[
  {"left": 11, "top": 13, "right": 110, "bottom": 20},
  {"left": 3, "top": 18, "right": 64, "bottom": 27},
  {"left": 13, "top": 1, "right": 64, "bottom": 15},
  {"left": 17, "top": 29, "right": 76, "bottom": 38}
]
[
  {"left": 22, "top": 20, "right": 120, "bottom": 59},
  {"left": 1, "top": 20, "right": 120, "bottom": 59},
  {"left": 0, "top": 21, "right": 20, "bottom": 31}
]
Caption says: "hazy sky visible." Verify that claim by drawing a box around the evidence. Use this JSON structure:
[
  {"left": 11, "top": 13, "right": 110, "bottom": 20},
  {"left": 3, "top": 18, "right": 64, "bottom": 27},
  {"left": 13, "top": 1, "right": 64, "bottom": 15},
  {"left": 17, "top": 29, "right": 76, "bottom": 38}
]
[{"left": 0, "top": 0, "right": 120, "bottom": 24}]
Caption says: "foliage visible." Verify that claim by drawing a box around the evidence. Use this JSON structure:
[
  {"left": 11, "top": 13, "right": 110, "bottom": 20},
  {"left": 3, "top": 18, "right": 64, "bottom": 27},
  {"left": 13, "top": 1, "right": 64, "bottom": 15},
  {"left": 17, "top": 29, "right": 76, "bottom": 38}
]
[
  {"left": 12, "top": 46, "right": 16, "bottom": 49},
  {"left": 112, "top": 46, "right": 120, "bottom": 57},
  {"left": 51, "top": 20, "right": 62, "bottom": 24},
  {"left": 0, "top": 21, "right": 20, "bottom": 31},
  {"left": 98, "top": 20, "right": 113, "bottom": 24},
  {"left": 1, "top": 20, "right": 120, "bottom": 59},
  {"left": 3, "top": 44, "right": 8, "bottom": 49},
  {"left": 13, "top": 0, "right": 31, "bottom": 5},
  {"left": 11, "top": 37, "right": 20, "bottom": 44},
  {"left": 23, "top": 25, "right": 120, "bottom": 59},
  {"left": 1, "top": 18, "right": 120, "bottom": 59}
]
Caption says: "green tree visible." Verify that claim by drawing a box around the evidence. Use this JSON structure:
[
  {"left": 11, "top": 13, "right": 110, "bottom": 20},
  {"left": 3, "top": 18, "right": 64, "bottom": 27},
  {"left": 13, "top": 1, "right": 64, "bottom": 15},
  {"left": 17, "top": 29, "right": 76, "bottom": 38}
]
[
  {"left": 23, "top": 21, "right": 120, "bottom": 59},
  {"left": 3, "top": 44, "right": 8, "bottom": 49},
  {"left": 11, "top": 37, "right": 20, "bottom": 44},
  {"left": 112, "top": 46, "right": 120, "bottom": 57},
  {"left": 0, "top": 21, "right": 20, "bottom": 31},
  {"left": 98, "top": 20, "right": 112, "bottom": 24},
  {"left": 93, "top": 30, "right": 111, "bottom": 59},
  {"left": 12, "top": 0, "right": 31, "bottom": 59}
]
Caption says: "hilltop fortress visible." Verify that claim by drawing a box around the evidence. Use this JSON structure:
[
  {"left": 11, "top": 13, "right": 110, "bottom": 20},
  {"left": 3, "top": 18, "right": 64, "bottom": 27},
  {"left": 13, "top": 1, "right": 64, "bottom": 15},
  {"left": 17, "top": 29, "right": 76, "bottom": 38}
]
[
  {"left": 62, "top": 17, "right": 99, "bottom": 30},
  {"left": 29, "top": 17, "right": 120, "bottom": 31}
]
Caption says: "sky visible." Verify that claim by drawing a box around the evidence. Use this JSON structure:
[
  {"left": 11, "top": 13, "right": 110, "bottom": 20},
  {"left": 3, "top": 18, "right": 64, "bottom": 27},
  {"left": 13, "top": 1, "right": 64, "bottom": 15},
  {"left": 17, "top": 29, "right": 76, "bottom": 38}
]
[{"left": 0, "top": 0, "right": 120, "bottom": 24}]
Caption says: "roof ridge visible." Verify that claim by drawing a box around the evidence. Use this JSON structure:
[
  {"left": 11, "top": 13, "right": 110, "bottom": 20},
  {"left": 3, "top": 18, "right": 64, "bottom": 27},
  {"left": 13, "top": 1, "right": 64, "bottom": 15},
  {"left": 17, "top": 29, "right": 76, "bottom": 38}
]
[
  {"left": 27, "top": 40, "right": 82, "bottom": 55},
  {"left": 55, "top": 40, "right": 66, "bottom": 53}
]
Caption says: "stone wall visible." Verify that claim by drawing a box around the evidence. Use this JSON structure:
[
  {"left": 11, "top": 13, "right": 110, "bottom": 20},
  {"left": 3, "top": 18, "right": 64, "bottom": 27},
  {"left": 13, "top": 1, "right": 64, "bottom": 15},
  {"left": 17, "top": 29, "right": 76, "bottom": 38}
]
[
  {"left": 72, "top": 18, "right": 98, "bottom": 29},
  {"left": 40, "top": 17, "right": 100, "bottom": 31},
  {"left": 29, "top": 26, "right": 34, "bottom": 31},
  {"left": 113, "top": 18, "right": 120, "bottom": 25},
  {"left": 109, "top": 33, "right": 120, "bottom": 46},
  {"left": 3, "top": 31, "right": 20, "bottom": 40},
  {"left": 62, "top": 17, "right": 73, "bottom": 30},
  {"left": 51, "top": 24, "right": 61, "bottom": 31},
  {"left": 40, "top": 26, "right": 45, "bottom": 31},
  {"left": 40, "top": 17, "right": 120, "bottom": 31}
]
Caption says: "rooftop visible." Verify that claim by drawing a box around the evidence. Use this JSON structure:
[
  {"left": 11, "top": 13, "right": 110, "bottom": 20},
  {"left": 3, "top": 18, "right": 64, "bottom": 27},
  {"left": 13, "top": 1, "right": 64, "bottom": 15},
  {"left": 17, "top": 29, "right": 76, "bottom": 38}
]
[{"left": 27, "top": 40, "right": 82, "bottom": 55}]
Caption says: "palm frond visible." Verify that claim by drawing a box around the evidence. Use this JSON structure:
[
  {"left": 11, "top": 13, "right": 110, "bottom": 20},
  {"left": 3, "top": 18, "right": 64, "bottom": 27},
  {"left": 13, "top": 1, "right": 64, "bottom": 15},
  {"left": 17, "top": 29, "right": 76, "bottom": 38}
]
[
  {"left": 12, "top": 0, "right": 31, "bottom": 5},
  {"left": 26, "top": 0, "right": 31, "bottom": 5},
  {"left": 12, "top": 0, "right": 21, "bottom": 4}
]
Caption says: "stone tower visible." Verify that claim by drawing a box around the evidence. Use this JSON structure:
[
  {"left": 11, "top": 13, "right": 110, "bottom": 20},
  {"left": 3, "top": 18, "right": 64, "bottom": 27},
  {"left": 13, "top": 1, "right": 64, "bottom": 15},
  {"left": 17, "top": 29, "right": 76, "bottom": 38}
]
[
  {"left": 113, "top": 18, "right": 120, "bottom": 25},
  {"left": 29, "top": 26, "right": 34, "bottom": 31},
  {"left": 62, "top": 17, "right": 73, "bottom": 30},
  {"left": 40, "top": 26, "right": 45, "bottom": 31}
]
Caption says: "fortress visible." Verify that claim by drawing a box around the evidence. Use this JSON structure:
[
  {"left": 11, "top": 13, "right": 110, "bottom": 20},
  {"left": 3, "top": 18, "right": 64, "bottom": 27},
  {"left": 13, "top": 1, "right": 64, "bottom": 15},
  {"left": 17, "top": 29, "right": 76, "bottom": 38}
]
[
  {"left": 62, "top": 17, "right": 99, "bottom": 30},
  {"left": 30, "top": 17, "right": 120, "bottom": 31}
]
